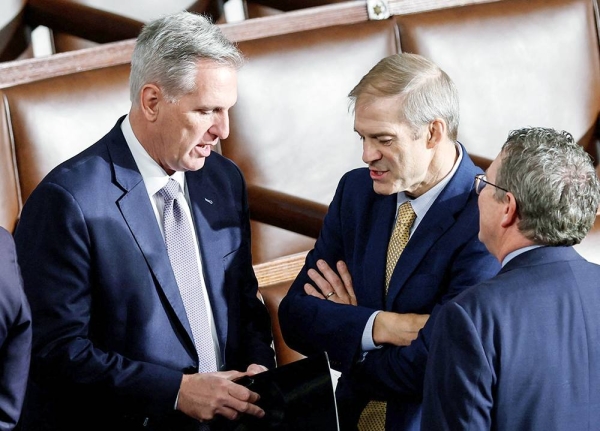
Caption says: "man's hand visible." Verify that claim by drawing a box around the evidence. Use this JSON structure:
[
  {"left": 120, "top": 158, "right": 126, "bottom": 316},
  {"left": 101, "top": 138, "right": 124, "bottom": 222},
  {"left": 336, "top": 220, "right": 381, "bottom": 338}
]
[
  {"left": 177, "top": 370, "right": 265, "bottom": 423},
  {"left": 245, "top": 363, "right": 268, "bottom": 375},
  {"left": 373, "top": 312, "right": 430, "bottom": 346},
  {"left": 304, "top": 259, "right": 357, "bottom": 305}
]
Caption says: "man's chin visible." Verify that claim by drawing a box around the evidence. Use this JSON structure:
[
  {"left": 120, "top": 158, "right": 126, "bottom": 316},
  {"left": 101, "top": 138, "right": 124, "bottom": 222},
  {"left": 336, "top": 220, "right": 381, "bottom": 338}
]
[{"left": 372, "top": 181, "right": 395, "bottom": 196}]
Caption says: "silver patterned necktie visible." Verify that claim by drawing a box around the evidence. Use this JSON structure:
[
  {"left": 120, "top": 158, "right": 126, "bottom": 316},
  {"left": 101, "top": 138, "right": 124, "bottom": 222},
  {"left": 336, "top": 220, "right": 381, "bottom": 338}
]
[
  {"left": 358, "top": 201, "right": 416, "bottom": 431},
  {"left": 158, "top": 179, "right": 217, "bottom": 374}
]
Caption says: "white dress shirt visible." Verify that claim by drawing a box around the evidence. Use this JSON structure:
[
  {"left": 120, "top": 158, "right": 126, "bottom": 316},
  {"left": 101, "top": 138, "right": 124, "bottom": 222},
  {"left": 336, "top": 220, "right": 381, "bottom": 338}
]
[{"left": 121, "top": 115, "right": 222, "bottom": 369}]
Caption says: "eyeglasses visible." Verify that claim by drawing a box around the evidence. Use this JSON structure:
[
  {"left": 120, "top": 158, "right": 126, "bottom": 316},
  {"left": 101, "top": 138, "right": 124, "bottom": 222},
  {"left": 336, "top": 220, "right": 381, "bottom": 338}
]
[{"left": 474, "top": 174, "right": 509, "bottom": 195}]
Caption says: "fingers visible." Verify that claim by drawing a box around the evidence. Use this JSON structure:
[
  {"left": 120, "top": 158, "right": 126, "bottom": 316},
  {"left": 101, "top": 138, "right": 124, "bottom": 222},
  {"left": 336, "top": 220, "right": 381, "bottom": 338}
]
[
  {"left": 336, "top": 261, "right": 357, "bottom": 306},
  {"left": 246, "top": 363, "right": 268, "bottom": 375},
  {"left": 225, "top": 382, "right": 264, "bottom": 419},
  {"left": 307, "top": 266, "right": 333, "bottom": 298},
  {"left": 372, "top": 312, "right": 429, "bottom": 346},
  {"left": 304, "top": 281, "right": 326, "bottom": 299},
  {"left": 177, "top": 372, "right": 265, "bottom": 423},
  {"left": 304, "top": 260, "right": 356, "bottom": 305}
]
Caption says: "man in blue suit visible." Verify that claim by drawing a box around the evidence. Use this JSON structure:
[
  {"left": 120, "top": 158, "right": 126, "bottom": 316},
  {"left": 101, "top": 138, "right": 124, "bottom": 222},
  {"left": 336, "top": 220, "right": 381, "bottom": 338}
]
[
  {"left": 0, "top": 227, "right": 31, "bottom": 430},
  {"left": 279, "top": 53, "right": 500, "bottom": 431},
  {"left": 421, "top": 127, "right": 600, "bottom": 430},
  {"left": 14, "top": 12, "right": 274, "bottom": 431}
]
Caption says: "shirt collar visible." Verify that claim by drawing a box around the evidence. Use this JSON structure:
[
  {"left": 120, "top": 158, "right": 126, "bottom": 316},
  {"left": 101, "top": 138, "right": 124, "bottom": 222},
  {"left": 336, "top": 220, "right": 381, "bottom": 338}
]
[
  {"left": 502, "top": 245, "right": 543, "bottom": 267},
  {"left": 397, "top": 142, "right": 463, "bottom": 219},
  {"left": 121, "top": 114, "right": 186, "bottom": 196}
]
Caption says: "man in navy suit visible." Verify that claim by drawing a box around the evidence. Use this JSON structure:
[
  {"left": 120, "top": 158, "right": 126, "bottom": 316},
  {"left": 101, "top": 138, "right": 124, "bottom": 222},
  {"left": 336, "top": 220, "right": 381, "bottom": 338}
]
[
  {"left": 14, "top": 12, "right": 274, "bottom": 431},
  {"left": 421, "top": 127, "right": 600, "bottom": 430},
  {"left": 0, "top": 227, "right": 31, "bottom": 430},
  {"left": 279, "top": 53, "right": 500, "bottom": 431}
]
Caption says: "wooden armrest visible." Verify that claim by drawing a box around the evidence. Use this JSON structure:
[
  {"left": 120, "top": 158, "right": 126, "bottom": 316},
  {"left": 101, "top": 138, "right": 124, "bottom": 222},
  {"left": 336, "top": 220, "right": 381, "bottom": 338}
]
[
  {"left": 253, "top": 251, "right": 308, "bottom": 287},
  {"left": 247, "top": 184, "right": 328, "bottom": 239}
]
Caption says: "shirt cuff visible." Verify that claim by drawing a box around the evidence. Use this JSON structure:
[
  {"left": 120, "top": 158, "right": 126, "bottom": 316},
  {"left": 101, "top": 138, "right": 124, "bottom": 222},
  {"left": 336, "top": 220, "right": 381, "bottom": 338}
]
[{"left": 361, "top": 310, "right": 383, "bottom": 351}]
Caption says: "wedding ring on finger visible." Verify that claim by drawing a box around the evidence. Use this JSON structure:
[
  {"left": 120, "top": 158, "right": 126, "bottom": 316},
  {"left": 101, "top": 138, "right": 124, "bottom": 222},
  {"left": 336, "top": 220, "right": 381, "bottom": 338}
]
[{"left": 326, "top": 291, "right": 336, "bottom": 299}]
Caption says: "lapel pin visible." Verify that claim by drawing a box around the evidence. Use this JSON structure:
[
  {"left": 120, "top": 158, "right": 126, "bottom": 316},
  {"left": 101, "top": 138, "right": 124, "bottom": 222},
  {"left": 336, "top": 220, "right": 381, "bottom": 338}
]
[{"left": 204, "top": 198, "right": 213, "bottom": 204}]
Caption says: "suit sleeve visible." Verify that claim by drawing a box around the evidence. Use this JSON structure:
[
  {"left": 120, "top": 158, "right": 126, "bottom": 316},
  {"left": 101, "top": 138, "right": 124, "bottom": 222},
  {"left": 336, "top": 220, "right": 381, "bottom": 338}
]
[
  {"left": 15, "top": 182, "right": 183, "bottom": 420},
  {"left": 279, "top": 174, "right": 376, "bottom": 372},
  {"left": 421, "top": 301, "right": 494, "bottom": 430},
  {"left": 353, "top": 229, "right": 499, "bottom": 400},
  {"left": 0, "top": 228, "right": 32, "bottom": 428}
]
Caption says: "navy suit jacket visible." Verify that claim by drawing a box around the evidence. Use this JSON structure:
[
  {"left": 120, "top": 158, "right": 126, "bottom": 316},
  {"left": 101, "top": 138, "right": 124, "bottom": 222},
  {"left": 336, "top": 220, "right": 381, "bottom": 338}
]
[
  {"left": 14, "top": 118, "right": 275, "bottom": 431},
  {"left": 422, "top": 246, "right": 600, "bottom": 430},
  {"left": 0, "top": 227, "right": 31, "bottom": 431},
  {"left": 279, "top": 148, "right": 500, "bottom": 431}
]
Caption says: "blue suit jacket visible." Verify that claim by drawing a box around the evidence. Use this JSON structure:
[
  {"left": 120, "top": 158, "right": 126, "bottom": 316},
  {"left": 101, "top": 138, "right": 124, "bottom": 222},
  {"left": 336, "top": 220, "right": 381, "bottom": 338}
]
[
  {"left": 279, "top": 149, "right": 500, "bottom": 431},
  {"left": 14, "top": 118, "right": 275, "bottom": 431},
  {"left": 0, "top": 227, "right": 31, "bottom": 431},
  {"left": 422, "top": 246, "right": 600, "bottom": 431}
]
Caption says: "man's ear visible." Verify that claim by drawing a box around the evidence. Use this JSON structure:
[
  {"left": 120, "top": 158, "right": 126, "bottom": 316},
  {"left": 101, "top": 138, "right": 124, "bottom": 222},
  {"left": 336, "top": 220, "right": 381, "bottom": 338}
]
[
  {"left": 139, "top": 84, "right": 162, "bottom": 122},
  {"left": 500, "top": 192, "right": 519, "bottom": 228},
  {"left": 427, "top": 118, "right": 447, "bottom": 148}
]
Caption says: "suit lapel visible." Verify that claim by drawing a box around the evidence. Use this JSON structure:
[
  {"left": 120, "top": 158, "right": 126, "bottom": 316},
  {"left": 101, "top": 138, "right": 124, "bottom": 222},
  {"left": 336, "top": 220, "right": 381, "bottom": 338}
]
[
  {"left": 186, "top": 168, "right": 229, "bottom": 355},
  {"left": 364, "top": 195, "right": 396, "bottom": 308},
  {"left": 106, "top": 122, "right": 196, "bottom": 352},
  {"left": 385, "top": 149, "right": 477, "bottom": 309}
]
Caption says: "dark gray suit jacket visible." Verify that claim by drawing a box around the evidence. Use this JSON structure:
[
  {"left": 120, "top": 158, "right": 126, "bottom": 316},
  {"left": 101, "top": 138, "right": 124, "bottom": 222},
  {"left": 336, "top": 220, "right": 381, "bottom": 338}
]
[
  {"left": 422, "top": 246, "right": 600, "bottom": 430},
  {"left": 0, "top": 227, "right": 31, "bottom": 431}
]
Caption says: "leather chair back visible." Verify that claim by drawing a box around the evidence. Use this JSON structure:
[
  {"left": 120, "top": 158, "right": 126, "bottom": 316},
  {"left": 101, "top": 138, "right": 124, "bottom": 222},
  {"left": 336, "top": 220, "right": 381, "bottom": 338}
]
[
  {"left": 0, "top": 64, "right": 131, "bottom": 230},
  {"left": 0, "top": 0, "right": 30, "bottom": 61},
  {"left": 396, "top": 0, "right": 600, "bottom": 162},
  {"left": 224, "top": 19, "right": 400, "bottom": 262}
]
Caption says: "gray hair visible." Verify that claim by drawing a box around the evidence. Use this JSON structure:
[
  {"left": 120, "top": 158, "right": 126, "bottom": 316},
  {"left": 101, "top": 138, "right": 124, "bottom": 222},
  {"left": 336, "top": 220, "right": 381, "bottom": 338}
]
[
  {"left": 348, "top": 53, "right": 459, "bottom": 141},
  {"left": 129, "top": 12, "right": 244, "bottom": 104},
  {"left": 495, "top": 127, "right": 600, "bottom": 246}
]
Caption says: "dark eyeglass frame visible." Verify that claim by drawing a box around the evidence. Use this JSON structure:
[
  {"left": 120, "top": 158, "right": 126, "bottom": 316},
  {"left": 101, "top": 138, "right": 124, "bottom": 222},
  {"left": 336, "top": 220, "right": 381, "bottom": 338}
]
[{"left": 474, "top": 174, "right": 509, "bottom": 195}]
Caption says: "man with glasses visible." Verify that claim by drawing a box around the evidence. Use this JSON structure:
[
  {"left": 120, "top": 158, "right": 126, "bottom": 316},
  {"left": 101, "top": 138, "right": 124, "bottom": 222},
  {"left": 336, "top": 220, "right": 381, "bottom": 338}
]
[
  {"left": 421, "top": 127, "right": 600, "bottom": 430},
  {"left": 279, "top": 53, "right": 500, "bottom": 431}
]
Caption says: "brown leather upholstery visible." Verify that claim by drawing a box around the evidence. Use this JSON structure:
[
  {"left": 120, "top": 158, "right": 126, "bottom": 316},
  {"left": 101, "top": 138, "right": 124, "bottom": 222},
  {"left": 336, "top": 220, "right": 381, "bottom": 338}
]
[
  {"left": 26, "top": 0, "right": 220, "bottom": 52},
  {"left": 0, "top": 0, "right": 30, "bottom": 61},
  {"left": 1, "top": 64, "right": 131, "bottom": 205},
  {"left": 245, "top": 0, "right": 353, "bottom": 18},
  {"left": 254, "top": 251, "right": 308, "bottom": 365},
  {"left": 0, "top": 97, "right": 20, "bottom": 232},
  {"left": 396, "top": 0, "right": 600, "bottom": 163},
  {"left": 224, "top": 19, "right": 400, "bottom": 262},
  {"left": 395, "top": 0, "right": 600, "bottom": 264},
  {"left": 259, "top": 280, "right": 306, "bottom": 365}
]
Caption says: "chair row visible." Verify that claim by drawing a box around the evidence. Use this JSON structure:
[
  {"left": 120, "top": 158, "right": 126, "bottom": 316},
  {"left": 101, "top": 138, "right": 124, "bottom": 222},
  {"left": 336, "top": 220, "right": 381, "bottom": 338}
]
[
  {"left": 1, "top": 0, "right": 600, "bottom": 364},
  {"left": 0, "top": 0, "right": 350, "bottom": 60}
]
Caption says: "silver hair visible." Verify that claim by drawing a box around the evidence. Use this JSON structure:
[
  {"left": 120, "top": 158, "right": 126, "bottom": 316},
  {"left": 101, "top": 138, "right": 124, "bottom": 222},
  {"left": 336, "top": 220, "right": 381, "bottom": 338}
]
[
  {"left": 129, "top": 12, "right": 244, "bottom": 104},
  {"left": 495, "top": 127, "right": 600, "bottom": 246},
  {"left": 348, "top": 53, "right": 460, "bottom": 141}
]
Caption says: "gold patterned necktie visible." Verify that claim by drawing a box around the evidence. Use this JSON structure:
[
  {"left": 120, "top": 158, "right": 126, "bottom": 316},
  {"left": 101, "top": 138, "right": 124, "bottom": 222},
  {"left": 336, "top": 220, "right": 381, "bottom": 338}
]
[
  {"left": 358, "top": 201, "right": 416, "bottom": 431},
  {"left": 385, "top": 201, "right": 416, "bottom": 293}
]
